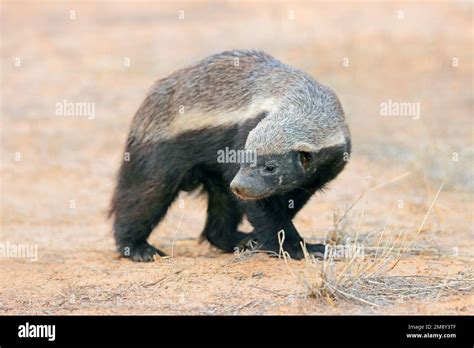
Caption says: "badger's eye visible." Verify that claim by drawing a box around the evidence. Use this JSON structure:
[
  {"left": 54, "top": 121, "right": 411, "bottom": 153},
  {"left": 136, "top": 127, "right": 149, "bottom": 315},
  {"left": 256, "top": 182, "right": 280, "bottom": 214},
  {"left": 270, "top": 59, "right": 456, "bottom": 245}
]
[{"left": 264, "top": 163, "right": 276, "bottom": 173}]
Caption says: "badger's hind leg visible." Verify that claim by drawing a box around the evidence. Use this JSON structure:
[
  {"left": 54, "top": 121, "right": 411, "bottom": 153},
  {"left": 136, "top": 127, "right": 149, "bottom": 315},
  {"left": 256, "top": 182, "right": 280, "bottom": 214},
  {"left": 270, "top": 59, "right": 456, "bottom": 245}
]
[{"left": 200, "top": 173, "right": 247, "bottom": 252}]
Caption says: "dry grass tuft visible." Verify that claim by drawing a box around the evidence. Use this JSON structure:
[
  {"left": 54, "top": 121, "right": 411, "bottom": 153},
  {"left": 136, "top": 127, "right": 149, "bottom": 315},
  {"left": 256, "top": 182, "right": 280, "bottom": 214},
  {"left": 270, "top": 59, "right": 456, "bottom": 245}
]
[
  {"left": 302, "top": 242, "right": 473, "bottom": 307},
  {"left": 280, "top": 180, "right": 474, "bottom": 307}
]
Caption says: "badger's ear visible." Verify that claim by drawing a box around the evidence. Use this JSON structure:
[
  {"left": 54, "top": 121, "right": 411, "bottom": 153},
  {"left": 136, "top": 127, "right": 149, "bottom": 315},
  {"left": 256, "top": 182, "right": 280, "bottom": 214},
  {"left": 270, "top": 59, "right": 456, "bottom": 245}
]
[
  {"left": 294, "top": 142, "right": 318, "bottom": 153},
  {"left": 294, "top": 142, "right": 317, "bottom": 172}
]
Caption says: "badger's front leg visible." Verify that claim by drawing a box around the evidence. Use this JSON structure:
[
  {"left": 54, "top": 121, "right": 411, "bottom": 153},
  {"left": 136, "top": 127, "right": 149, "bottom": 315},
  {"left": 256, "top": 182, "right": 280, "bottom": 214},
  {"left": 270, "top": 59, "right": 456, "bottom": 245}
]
[{"left": 239, "top": 198, "right": 325, "bottom": 259}]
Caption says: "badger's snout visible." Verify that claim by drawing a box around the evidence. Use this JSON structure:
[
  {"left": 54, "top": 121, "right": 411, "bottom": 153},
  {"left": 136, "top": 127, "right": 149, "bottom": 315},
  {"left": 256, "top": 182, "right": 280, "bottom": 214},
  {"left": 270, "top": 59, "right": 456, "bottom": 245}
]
[
  {"left": 229, "top": 181, "right": 249, "bottom": 198},
  {"left": 230, "top": 170, "right": 270, "bottom": 200}
]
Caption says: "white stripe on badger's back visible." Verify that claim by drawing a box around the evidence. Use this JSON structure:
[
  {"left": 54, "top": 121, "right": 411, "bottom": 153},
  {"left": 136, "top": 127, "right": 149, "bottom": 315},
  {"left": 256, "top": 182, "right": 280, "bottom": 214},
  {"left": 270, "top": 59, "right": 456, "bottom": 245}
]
[{"left": 140, "top": 97, "right": 278, "bottom": 142}]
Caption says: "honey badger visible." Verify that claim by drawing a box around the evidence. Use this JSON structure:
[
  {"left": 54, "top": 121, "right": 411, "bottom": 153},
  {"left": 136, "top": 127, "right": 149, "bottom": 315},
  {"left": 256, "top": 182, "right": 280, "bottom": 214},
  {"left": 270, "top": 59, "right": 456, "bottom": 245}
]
[{"left": 110, "top": 50, "right": 351, "bottom": 262}]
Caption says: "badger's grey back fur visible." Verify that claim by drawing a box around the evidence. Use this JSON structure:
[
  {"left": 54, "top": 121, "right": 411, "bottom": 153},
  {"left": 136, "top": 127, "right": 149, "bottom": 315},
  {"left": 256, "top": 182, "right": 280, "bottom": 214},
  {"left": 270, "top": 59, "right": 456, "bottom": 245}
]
[{"left": 131, "top": 49, "right": 349, "bottom": 154}]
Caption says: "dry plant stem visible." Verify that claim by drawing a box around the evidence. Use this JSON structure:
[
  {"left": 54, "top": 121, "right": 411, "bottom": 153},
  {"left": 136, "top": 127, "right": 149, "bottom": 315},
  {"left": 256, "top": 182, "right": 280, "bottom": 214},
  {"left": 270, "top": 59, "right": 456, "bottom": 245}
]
[
  {"left": 333, "top": 190, "right": 366, "bottom": 231},
  {"left": 369, "top": 171, "right": 412, "bottom": 192},
  {"left": 404, "top": 178, "right": 446, "bottom": 253},
  {"left": 375, "top": 204, "right": 395, "bottom": 259},
  {"left": 335, "top": 202, "right": 367, "bottom": 287},
  {"left": 171, "top": 212, "right": 184, "bottom": 258}
]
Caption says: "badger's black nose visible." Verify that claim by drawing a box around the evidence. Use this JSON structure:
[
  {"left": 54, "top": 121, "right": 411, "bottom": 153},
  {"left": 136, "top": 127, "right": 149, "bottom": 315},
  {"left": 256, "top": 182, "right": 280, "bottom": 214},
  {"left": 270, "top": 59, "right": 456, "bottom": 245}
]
[
  {"left": 230, "top": 174, "right": 267, "bottom": 200},
  {"left": 230, "top": 182, "right": 244, "bottom": 196},
  {"left": 230, "top": 178, "right": 251, "bottom": 198}
]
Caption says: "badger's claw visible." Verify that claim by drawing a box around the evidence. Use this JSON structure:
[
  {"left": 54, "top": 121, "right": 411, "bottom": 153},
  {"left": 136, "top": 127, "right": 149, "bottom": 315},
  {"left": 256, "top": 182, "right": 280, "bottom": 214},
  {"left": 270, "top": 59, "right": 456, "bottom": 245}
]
[
  {"left": 118, "top": 242, "right": 167, "bottom": 262},
  {"left": 302, "top": 243, "right": 326, "bottom": 259},
  {"left": 237, "top": 237, "right": 260, "bottom": 252},
  {"left": 236, "top": 232, "right": 326, "bottom": 260}
]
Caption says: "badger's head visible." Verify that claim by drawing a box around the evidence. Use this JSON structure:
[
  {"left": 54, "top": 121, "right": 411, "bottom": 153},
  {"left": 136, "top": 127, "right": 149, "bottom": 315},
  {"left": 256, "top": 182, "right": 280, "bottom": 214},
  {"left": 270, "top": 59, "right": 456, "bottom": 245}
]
[{"left": 230, "top": 84, "right": 351, "bottom": 200}]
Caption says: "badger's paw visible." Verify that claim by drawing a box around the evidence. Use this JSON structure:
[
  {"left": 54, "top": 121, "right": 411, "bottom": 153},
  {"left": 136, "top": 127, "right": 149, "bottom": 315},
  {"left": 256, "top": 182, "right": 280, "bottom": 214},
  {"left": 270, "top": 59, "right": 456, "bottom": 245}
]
[
  {"left": 118, "top": 242, "right": 167, "bottom": 262},
  {"left": 279, "top": 242, "right": 326, "bottom": 260},
  {"left": 236, "top": 233, "right": 326, "bottom": 260},
  {"left": 301, "top": 242, "right": 326, "bottom": 259}
]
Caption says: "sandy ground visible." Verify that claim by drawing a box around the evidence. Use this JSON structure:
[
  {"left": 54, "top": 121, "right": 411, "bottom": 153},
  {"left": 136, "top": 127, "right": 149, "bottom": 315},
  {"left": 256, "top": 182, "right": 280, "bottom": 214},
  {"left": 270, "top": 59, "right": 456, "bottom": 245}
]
[{"left": 0, "top": 1, "right": 473, "bottom": 315}]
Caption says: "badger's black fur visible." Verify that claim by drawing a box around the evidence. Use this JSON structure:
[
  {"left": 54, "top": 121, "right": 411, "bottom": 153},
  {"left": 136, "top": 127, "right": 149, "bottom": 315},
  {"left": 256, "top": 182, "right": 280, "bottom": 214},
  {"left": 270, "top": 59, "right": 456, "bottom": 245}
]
[{"left": 110, "top": 50, "right": 351, "bottom": 262}]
